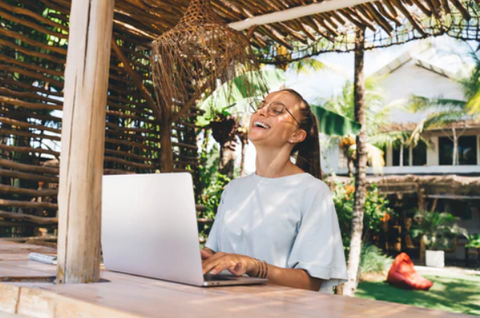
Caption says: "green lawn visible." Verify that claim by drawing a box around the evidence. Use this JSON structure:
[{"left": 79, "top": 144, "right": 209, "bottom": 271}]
[{"left": 355, "top": 272, "right": 480, "bottom": 316}]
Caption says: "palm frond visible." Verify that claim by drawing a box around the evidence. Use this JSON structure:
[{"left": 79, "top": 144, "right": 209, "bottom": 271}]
[
  {"left": 288, "top": 58, "right": 340, "bottom": 75},
  {"left": 459, "top": 56, "right": 480, "bottom": 100},
  {"left": 409, "top": 95, "right": 466, "bottom": 112},
  {"left": 369, "top": 131, "right": 410, "bottom": 149},
  {"left": 348, "top": 143, "right": 385, "bottom": 174},
  {"left": 405, "top": 119, "right": 425, "bottom": 147},
  {"left": 423, "top": 110, "right": 470, "bottom": 128},
  {"left": 466, "top": 90, "right": 480, "bottom": 116}
]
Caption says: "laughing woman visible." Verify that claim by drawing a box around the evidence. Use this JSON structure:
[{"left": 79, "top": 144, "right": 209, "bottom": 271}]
[{"left": 201, "top": 89, "right": 347, "bottom": 292}]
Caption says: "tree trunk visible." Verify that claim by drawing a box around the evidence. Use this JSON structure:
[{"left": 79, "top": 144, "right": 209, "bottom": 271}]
[
  {"left": 399, "top": 144, "right": 404, "bottom": 167},
  {"left": 57, "top": 0, "right": 115, "bottom": 284},
  {"left": 240, "top": 138, "right": 247, "bottom": 177},
  {"left": 452, "top": 128, "right": 458, "bottom": 166},
  {"left": 344, "top": 27, "right": 367, "bottom": 297},
  {"left": 219, "top": 140, "right": 235, "bottom": 178},
  {"left": 160, "top": 119, "right": 173, "bottom": 172},
  {"left": 347, "top": 157, "right": 354, "bottom": 176},
  {"left": 420, "top": 236, "right": 426, "bottom": 264}
]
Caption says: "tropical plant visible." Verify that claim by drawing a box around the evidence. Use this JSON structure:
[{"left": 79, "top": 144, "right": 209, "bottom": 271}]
[
  {"left": 411, "top": 210, "right": 468, "bottom": 251},
  {"left": 466, "top": 234, "right": 480, "bottom": 249},
  {"left": 196, "top": 141, "right": 231, "bottom": 239},
  {"left": 319, "top": 77, "right": 408, "bottom": 174},
  {"left": 360, "top": 244, "right": 393, "bottom": 275},
  {"left": 406, "top": 53, "right": 480, "bottom": 164},
  {"left": 332, "top": 177, "right": 394, "bottom": 252}
]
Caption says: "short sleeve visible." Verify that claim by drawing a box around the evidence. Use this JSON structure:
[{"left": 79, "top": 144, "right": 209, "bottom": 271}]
[
  {"left": 205, "top": 184, "right": 229, "bottom": 252},
  {"left": 287, "top": 182, "right": 348, "bottom": 293}
]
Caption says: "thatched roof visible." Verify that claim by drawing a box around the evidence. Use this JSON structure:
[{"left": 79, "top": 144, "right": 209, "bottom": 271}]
[
  {"left": 331, "top": 174, "right": 480, "bottom": 197},
  {"left": 382, "top": 119, "right": 480, "bottom": 132},
  {"left": 39, "top": 0, "right": 480, "bottom": 64}
]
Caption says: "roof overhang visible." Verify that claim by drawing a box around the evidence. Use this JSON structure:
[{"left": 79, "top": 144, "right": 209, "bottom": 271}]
[{"left": 228, "top": 0, "right": 380, "bottom": 30}]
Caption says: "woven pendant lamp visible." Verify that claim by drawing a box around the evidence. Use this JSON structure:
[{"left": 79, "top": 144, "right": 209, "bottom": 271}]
[{"left": 151, "top": 0, "right": 266, "bottom": 122}]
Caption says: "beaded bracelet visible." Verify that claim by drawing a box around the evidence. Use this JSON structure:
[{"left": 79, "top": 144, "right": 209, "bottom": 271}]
[
  {"left": 255, "top": 258, "right": 262, "bottom": 278},
  {"left": 263, "top": 261, "right": 268, "bottom": 279},
  {"left": 254, "top": 258, "right": 269, "bottom": 278}
]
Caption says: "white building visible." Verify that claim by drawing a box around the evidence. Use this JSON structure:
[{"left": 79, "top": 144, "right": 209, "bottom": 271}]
[
  {"left": 324, "top": 49, "right": 480, "bottom": 177},
  {"left": 323, "top": 47, "right": 480, "bottom": 265}
]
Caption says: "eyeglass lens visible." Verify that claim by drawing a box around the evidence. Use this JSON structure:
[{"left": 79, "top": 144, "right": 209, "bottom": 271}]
[{"left": 250, "top": 101, "right": 285, "bottom": 116}]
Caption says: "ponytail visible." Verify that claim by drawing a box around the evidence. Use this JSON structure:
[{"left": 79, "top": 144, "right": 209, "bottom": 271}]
[{"left": 280, "top": 89, "right": 322, "bottom": 180}]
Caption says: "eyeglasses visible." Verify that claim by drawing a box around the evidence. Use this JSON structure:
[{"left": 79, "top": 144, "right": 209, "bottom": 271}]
[{"left": 249, "top": 100, "right": 301, "bottom": 126}]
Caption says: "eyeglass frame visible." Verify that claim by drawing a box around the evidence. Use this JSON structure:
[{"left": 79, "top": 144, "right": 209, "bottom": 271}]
[{"left": 249, "top": 100, "right": 302, "bottom": 126}]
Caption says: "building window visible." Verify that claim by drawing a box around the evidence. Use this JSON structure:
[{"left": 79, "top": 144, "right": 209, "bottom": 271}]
[
  {"left": 458, "top": 136, "right": 477, "bottom": 165},
  {"left": 412, "top": 141, "right": 427, "bottom": 166},
  {"left": 439, "top": 136, "right": 478, "bottom": 165},
  {"left": 439, "top": 137, "right": 453, "bottom": 165},
  {"left": 393, "top": 145, "right": 409, "bottom": 166}
]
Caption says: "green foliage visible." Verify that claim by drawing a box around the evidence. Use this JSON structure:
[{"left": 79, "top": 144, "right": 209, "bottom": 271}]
[
  {"left": 360, "top": 244, "right": 393, "bottom": 274},
  {"left": 196, "top": 138, "right": 230, "bottom": 243},
  {"left": 197, "top": 142, "right": 230, "bottom": 220},
  {"left": 199, "top": 173, "right": 230, "bottom": 220},
  {"left": 407, "top": 52, "right": 480, "bottom": 137},
  {"left": 466, "top": 234, "right": 480, "bottom": 248},
  {"left": 332, "top": 177, "right": 394, "bottom": 252},
  {"left": 319, "top": 78, "right": 409, "bottom": 171},
  {"left": 411, "top": 210, "right": 469, "bottom": 250}
]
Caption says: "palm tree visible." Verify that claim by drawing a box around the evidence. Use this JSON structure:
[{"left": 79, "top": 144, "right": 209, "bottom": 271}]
[
  {"left": 406, "top": 55, "right": 480, "bottom": 165},
  {"left": 319, "top": 77, "right": 408, "bottom": 174},
  {"left": 411, "top": 209, "right": 468, "bottom": 262}
]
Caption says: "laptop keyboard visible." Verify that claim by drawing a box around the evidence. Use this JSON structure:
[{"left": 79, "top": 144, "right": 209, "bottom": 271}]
[{"left": 203, "top": 274, "right": 235, "bottom": 281}]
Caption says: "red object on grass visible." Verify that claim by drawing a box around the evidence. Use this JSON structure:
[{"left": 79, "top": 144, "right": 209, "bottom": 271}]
[{"left": 386, "top": 252, "right": 433, "bottom": 290}]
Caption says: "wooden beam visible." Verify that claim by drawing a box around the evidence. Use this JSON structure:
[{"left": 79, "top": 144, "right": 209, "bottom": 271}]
[
  {"left": 228, "top": 0, "right": 381, "bottom": 30},
  {"left": 0, "top": 169, "right": 58, "bottom": 183},
  {"left": 0, "top": 159, "right": 59, "bottom": 174},
  {"left": 0, "top": 210, "right": 58, "bottom": 225},
  {"left": 0, "top": 184, "right": 58, "bottom": 197},
  {"left": 0, "top": 199, "right": 58, "bottom": 210},
  {"left": 57, "top": 0, "right": 115, "bottom": 284}
]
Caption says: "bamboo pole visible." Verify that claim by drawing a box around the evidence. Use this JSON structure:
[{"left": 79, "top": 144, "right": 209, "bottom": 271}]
[
  {"left": 0, "top": 210, "right": 58, "bottom": 225},
  {"left": 57, "top": 0, "right": 115, "bottom": 284},
  {"left": 0, "top": 184, "right": 57, "bottom": 197},
  {"left": 0, "top": 199, "right": 57, "bottom": 210}
]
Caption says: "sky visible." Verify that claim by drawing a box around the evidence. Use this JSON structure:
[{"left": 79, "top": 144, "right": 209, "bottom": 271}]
[{"left": 281, "top": 35, "right": 477, "bottom": 104}]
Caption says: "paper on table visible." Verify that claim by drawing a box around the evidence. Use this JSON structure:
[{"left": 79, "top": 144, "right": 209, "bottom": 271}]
[{"left": 28, "top": 252, "right": 57, "bottom": 265}]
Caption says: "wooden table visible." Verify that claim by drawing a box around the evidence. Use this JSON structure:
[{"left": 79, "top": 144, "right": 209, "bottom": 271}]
[{"left": 0, "top": 241, "right": 471, "bottom": 318}]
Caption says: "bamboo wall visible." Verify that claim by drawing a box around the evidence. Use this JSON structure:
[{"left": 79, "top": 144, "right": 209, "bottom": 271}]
[{"left": 0, "top": 0, "right": 202, "bottom": 237}]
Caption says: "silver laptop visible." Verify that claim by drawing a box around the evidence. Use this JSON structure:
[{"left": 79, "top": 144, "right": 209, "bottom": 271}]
[{"left": 101, "top": 173, "right": 267, "bottom": 287}]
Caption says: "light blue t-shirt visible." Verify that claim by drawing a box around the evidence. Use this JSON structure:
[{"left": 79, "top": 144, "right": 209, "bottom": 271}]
[{"left": 205, "top": 172, "right": 348, "bottom": 292}]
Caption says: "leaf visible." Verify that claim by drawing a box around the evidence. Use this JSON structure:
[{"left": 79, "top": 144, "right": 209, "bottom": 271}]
[
  {"left": 199, "top": 69, "right": 286, "bottom": 112},
  {"left": 311, "top": 105, "right": 361, "bottom": 136}
]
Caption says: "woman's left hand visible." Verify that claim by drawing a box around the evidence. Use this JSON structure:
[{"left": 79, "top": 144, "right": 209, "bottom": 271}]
[{"left": 202, "top": 252, "right": 257, "bottom": 276}]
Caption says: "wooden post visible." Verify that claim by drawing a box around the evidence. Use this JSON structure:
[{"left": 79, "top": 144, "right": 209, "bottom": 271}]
[
  {"left": 57, "top": 0, "right": 115, "bottom": 283},
  {"left": 160, "top": 120, "right": 173, "bottom": 172},
  {"left": 344, "top": 27, "right": 367, "bottom": 297}
]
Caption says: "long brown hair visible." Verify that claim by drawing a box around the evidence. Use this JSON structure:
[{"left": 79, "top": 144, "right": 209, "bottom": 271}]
[{"left": 280, "top": 89, "right": 322, "bottom": 180}]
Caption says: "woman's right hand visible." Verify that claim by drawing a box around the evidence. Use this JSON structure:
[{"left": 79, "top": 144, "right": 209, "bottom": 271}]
[{"left": 201, "top": 247, "right": 214, "bottom": 260}]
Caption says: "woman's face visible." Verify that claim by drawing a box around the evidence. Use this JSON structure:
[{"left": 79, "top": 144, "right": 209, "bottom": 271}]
[{"left": 248, "top": 91, "right": 304, "bottom": 148}]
